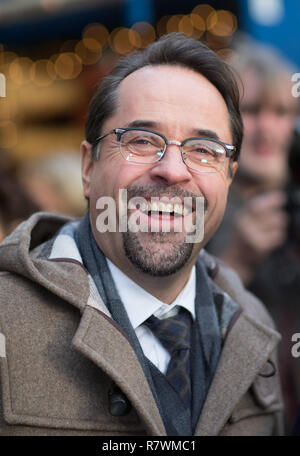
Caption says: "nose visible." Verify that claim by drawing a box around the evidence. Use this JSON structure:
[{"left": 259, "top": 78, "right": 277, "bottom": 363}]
[{"left": 148, "top": 144, "right": 193, "bottom": 185}]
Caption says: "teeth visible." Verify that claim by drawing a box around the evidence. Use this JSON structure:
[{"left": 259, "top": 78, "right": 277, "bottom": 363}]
[
  {"left": 128, "top": 199, "right": 191, "bottom": 215},
  {"left": 149, "top": 201, "right": 187, "bottom": 215},
  {"left": 174, "top": 203, "right": 182, "bottom": 215},
  {"left": 151, "top": 201, "right": 159, "bottom": 212}
]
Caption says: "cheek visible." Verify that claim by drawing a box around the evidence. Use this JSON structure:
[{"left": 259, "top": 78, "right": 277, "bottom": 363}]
[{"left": 196, "top": 174, "right": 230, "bottom": 210}]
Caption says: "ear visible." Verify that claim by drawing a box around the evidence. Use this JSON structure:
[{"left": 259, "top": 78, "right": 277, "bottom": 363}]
[
  {"left": 228, "top": 161, "right": 238, "bottom": 185},
  {"left": 81, "top": 140, "right": 94, "bottom": 199}
]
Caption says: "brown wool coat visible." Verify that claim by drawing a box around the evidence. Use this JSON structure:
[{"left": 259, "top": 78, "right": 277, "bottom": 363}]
[{"left": 0, "top": 213, "right": 284, "bottom": 436}]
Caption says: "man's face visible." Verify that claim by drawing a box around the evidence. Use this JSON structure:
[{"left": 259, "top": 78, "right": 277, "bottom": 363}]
[
  {"left": 81, "top": 64, "right": 236, "bottom": 276},
  {"left": 239, "top": 69, "right": 297, "bottom": 185}
]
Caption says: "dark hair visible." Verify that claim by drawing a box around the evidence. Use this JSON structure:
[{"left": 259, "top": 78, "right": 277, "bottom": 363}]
[{"left": 86, "top": 32, "right": 243, "bottom": 161}]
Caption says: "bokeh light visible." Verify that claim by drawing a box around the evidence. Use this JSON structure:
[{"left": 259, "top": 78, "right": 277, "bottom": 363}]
[
  {"left": 75, "top": 39, "right": 102, "bottom": 65},
  {"left": 131, "top": 22, "right": 156, "bottom": 48},
  {"left": 207, "top": 10, "right": 237, "bottom": 37},
  {"left": 166, "top": 15, "right": 184, "bottom": 34},
  {"left": 55, "top": 52, "right": 82, "bottom": 79},
  {"left": 9, "top": 57, "right": 33, "bottom": 85},
  {"left": 30, "top": 59, "right": 56, "bottom": 86},
  {"left": 82, "top": 23, "right": 109, "bottom": 47},
  {"left": 178, "top": 16, "right": 194, "bottom": 36},
  {"left": 192, "top": 4, "right": 215, "bottom": 23},
  {"left": 109, "top": 28, "right": 141, "bottom": 54},
  {"left": 190, "top": 13, "right": 206, "bottom": 33}
]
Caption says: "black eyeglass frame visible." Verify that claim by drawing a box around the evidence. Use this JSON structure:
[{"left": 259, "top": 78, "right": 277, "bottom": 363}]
[{"left": 94, "top": 127, "right": 236, "bottom": 167}]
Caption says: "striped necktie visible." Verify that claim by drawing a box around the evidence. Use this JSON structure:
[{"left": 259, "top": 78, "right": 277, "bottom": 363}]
[{"left": 145, "top": 307, "right": 192, "bottom": 408}]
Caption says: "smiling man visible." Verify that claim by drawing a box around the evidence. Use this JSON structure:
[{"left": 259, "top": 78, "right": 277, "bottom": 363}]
[{"left": 0, "top": 33, "right": 283, "bottom": 436}]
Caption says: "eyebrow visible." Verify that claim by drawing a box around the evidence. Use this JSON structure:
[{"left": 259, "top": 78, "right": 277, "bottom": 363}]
[{"left": 124, "top": 120, "right": 220, "bottom": 140}]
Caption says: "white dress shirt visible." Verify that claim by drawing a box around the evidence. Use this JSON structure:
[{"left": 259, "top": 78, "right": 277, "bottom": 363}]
[{"left": 107, "top": 259, "right": 196, "bottom": 374}]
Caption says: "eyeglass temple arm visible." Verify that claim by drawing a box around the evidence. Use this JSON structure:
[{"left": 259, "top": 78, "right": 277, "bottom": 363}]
[{"left": 95, "top": 128, "right": 122, "bottom": 144}]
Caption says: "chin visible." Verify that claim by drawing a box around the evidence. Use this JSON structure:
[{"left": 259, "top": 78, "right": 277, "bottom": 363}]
[{"left": 122, "top": 230, "right": 194, "bottom": 277}]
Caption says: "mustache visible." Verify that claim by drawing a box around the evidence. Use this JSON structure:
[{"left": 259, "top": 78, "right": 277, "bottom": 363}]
[{"left": 125, "top": 184, "right": 208, "bottom": 211}]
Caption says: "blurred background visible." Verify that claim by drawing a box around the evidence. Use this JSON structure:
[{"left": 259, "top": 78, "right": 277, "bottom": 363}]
[{"left": 0, "top": 0, "right": 300, "bottom": 434}]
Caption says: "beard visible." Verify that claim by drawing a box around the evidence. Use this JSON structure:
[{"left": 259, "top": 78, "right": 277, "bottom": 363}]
[
  {"left": 123, "top": 230, "right": 194, "bottom": 276},
  {"left": 122, "top": 183, "right": 200, "bottom": 276}
]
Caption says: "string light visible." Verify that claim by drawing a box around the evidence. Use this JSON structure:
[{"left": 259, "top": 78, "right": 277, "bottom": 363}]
[
  {"left": 207, "top": 10, "right": 237, "bottom": 37},
  {"left": 166, "top": 15, "right": 184, "bottom": 34},
  {"left": 131, "top": 22, "right": 156, "bottom": 48},
  {"left": 192, "top": 4, "right": 215, "bottom": 24},
  {"left": 189, "top": 13, "right": 206, "bottom": 33},
  {"left": 82, "top": 23, "right": 109, "bottom": 47},
  {"left": 178, "top": 16, "right": 194, "bottom": 36},
  {"left": 54, "top": 52, "right": 82, "bottom": 79},
  {"left": 75, "top": 40, "right": 102, "bottom": 65},
  {"left": 110, "top": 28, "right": 139, "bottom": 54}
]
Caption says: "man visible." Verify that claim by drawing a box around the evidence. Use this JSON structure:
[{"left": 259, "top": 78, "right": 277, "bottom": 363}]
[{"left": 0, "top": 33, "right": 283, "bottom": 436}]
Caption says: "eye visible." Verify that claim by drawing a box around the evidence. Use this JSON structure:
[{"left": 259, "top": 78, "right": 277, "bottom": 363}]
[
  {"left": 130, "top": 138, "right": 152, "bottom": 146},
  {"left": 192, "top": 145, "right": 216, "bottom": 156}
]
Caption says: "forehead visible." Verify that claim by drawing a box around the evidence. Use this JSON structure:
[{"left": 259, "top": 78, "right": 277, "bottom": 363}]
[{"left": 108, "top": 64, "right": 232, "bottom": 142}]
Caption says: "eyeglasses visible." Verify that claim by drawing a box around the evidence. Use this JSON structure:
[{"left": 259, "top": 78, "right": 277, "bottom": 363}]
[{"left": 95, "top": 127, "right": 235, "bottom": 174}]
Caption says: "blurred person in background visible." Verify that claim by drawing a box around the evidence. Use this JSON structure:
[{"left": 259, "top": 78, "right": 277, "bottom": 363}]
[
  {"left": 19, "top": 153, "right": 86, "bottom": 218},
  {"left": 0, "top": 151, "right": 40, "bottom": 242},
  {"left": 207, "top": 37, "right": 300, "bottom": 432}
]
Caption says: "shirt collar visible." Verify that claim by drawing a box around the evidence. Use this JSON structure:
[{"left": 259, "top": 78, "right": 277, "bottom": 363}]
[{"left": 107, "top": 259, "right": 196, "bottom": 329}]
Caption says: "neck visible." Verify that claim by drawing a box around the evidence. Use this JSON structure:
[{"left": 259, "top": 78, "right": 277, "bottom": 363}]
[{"left": 109, "top": 255, "right": 195, "bottom": 304}]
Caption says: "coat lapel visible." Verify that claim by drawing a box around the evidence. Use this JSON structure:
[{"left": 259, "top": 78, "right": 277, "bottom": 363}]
[
  {"left": 72, "top": 304, "right": 166, "bottom": 436},
  {"left": 195, "top": 311, "right": 281, "bottom": 436}
]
